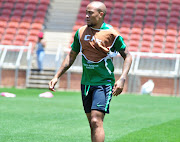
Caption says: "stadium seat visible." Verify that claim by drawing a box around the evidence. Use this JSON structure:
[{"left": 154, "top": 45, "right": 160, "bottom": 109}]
[
  {"left": 15, "top": 35, "right": 26, "bottom": 42},
  {"left": 1, "top": 39, "right": 13, "bottom": 45},
  {"left": 160, "top": 0, "right": 170, "bottom": 4},
  {"left": 140, "top": 41, "right": 151, "bottom": 52},
  {"left": 17, "top": 29, "right": 29, "bottom": 35},
  {"left": 169, "top": 11, "right": 179, "bottom": 18},
  {"left": 31, "top": 23, "right": 43, "bottom": 30},
  {"left": 176, "top": 45, "right": 180, "bottom": 54},
  {"left": 2, "top": 0, "right": 16, "bottom": 2},
  {"left": 138, "top": 0, "right": 149, "bottom": 3},
  {"left": 130, "top": 34, "right": 141, "bottom": 41},
  {"left": 2, "top": 9, "right": 12, "bottom": 16},
  {"left": 144, "top": 22, "right": 155, "bottom": 28},
  {"left": 146, "top": 16, "right": 156, "bottom": 23},
  {"left": 8, "top": 21, "right": 19, "bottom": 29},
  {"left": 114, "top": 2, "right": 124, "bottom": 9},
  {"left": 29, "top": 29, "right": 40, "bottom": 36},
  {"left": 171, "top": 4, "right": 179, "bottom": 11},
  {"left": 167, "top": 23, "right": 178, "bottom": 30},
  {"left": 15, "top": 3, "right": 25, "bottom": 10},
  {"left": 26, "top": 4, "right": 37, "bottom": 11},
  {"left": 169, "top": 17, "right": 179, "bottom": 25},
  {"left": 121, "top": 21, "right": 131, "bottom": 28},
  {"left": 13, "top": 40, "right": 24, "bottom": 46},
  {"left": 104, "top": 15, "right": 110, "bottom": 23},
  {"left": 166, "top": 29, "right": 177, "bottom": 36},
  {"left": 33, "top": 18, "right": 45, "bottom": 24},
  {"left": 17, "top": 0, "right": 27, "bottom": 3},
  {"left": 38, "top": 4, "right": 49, "bottom": 12},
  {"left": 147, "top": 3, "right": 157, "bottom": 10},
  {"left": 136, "top": 3, "right": 147, "bottom": 9},
  {"left": 166, "top": 36, "right": 176, "bottom": 43},
  {"left": 0, "top": 27, "right": 5, "bottom": 34},
  {"left": 24, "top": 10, "right": 34, "bottom": 18},
  {"left": 131, "top": 27, "right": 142, "bottom": 34},
  {"left": 157, "top": 17, "right": 167, "bottom": 24},
  {"left": 124, "top": 9, "right": 134, "bottom": 15},
  {"left": 128, "top": 41, "right": 139, "bottom": 52},
  {"left": 19, "top": 22, "right": 31, "bottom": 29},
  {"left": 28, "top": 0, "right": 39, "bottom": 4},
  {"left": 36, "top": 11, "right": 46, "bottom": 18},
  {"left": 13, "top": 9, "right": 24, "bottom": 17},
  {"left": 134, "top": 15, "right": 144, "bottom": 23},
  {"left": 125, "top": 2, "right": 135, "bottom": 9},
  {"left": 154, "top": 29, "right": 165, "bottom": 36},
  {"left": 146, "top": 9, "right": 157, "bottom": 16},
  {"left": 111, "top": 15, "right": 121, "bottom": 22},
  {"left": 75, "top": 19, "right": 85, "bottom": 26},
  {"left": 80, "top": 0, "right": 90, "bottom": 7},
  {"left": 132, "top": 21, "right": 143, "bottom": 28},
  {"left": 158, "top": 10, "right": 168, "bottom": 17},
  {"left": 6, "top": 28, "right": 17, "bottom": 35},
  {"left": 104, "top": 1, "right": 113, "bottom": 8},
  {"left": 119, "top": 27, "right": 130, "bottom": 34},
  {"left": 152, "top": 42, "right": 164, "bottom": 53},
  {"left": 0, "top": 21, "right": 7, "bottom": 28},
  {"left": 3, "top": 2, "right": 14, "bottom": 9},
  {"left": 112, "top": 9, "right": 123, "bottom": 15},
  {"left": 3, "top": 34, "right": 14, "bottom": 40},
  {"left": 159, "top": 3, "right": 169, "bottom": 10},
  {"left": 135, "top": 9, "right": 146, "bottom": 16},
  {"left": 142, "top": 34, "right": 152, "bottom": 41},
  {"left": 40, "top": 0, "right": 50, "bottom": 5},
  {"left": 10, "top": 16, "right": 21, "bottom": 22},
  {"left": 143, "top": 28, "right": 154, "bottom": 35},
  {"left": 164, "top": 43, "right": 176, "bottom": 54},
  {"left": 156, "top": 23, "right": 166, "bottom": 29},
  {"left": 154, "top": 35, "right": 164, "bottom": 42},
  {"left": 27, "top": 35, "right": 38, "bottom": 43},
  {"left": 123, "top": 15, "right": 133, "bottom": 22},
  {"left": 21, "top": 17, "right": 33, "bottom": 23},
  {"left": 171, "top": 0, "right": 180, "bottom": 4}
]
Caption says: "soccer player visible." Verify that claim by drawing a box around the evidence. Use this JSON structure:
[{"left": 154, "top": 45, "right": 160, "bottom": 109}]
[{"left": 49, "top": 1, "right": 132, "bottom": 142}]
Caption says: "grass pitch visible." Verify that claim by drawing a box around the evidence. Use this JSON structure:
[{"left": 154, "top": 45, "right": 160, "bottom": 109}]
[{"left": 0, "top": 88, "right": 180, "bottom": 142}]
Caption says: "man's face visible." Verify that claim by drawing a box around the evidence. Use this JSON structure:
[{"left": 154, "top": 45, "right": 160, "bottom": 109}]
[{"left": 86, "top": 5, "right": 102, "bottom": 27}]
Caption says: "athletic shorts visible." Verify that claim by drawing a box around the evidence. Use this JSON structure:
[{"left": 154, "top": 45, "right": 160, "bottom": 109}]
[{"left": 81, "top": 84, "right": 113, "bottom": 114}]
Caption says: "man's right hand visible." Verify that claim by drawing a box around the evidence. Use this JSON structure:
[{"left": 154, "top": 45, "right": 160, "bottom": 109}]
[{"left": 49, "top": 77, "right": 58, "bottom": 92}]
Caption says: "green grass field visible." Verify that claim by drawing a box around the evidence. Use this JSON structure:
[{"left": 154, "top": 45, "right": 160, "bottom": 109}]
[{"left": 0, "top": 88, "right": 180, "bottom": 142}]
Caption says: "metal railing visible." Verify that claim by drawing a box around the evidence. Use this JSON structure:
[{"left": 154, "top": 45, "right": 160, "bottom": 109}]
[{"left": 0, "top": 44, "right": 32, "bottom": 87}]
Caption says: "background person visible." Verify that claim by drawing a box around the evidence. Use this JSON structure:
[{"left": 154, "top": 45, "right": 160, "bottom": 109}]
[{"left": 36, "top": 32, "right": 46, "bottom": 72}]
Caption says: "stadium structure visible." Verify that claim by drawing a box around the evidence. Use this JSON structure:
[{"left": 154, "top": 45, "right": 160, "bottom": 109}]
[{"left": 0, "top": 0, "right": 180, "bottom": 96}]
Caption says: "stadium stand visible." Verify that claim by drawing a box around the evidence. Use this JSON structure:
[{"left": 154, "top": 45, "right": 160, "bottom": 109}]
[
  {"left": 0, "top": 0, "right": 50, "bottom": 47},
  {"left": 71, "top": 0, "right": 180, "bottom": 54}
]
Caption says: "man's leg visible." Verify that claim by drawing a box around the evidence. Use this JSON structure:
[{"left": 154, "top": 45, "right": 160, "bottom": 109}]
[{"left": 86, "top": 110, "right": 105, "bottom": 142}]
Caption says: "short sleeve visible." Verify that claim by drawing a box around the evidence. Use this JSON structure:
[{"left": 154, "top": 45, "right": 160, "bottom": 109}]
[
  {"left": 112, "top": 36, "right": 126, "bottom": 52},
  {"left": 71, "top": 29, "right": 80, "bottom": 53}
]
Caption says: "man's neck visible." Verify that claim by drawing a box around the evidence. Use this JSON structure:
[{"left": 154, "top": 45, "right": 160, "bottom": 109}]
[{"left": 91, "top": 22, "right": 104, "bottom": 29}]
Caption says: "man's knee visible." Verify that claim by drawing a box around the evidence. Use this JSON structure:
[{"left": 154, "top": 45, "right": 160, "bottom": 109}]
[{"left": 90, "top": 117, "right": 102, "bottom": 129}]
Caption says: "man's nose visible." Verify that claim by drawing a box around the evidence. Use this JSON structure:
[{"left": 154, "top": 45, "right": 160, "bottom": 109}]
[{"left": 86, "top": 14, "right": 89, "bottom": 18}]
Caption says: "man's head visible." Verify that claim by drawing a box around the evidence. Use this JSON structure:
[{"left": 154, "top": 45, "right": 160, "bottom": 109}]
[{"left": 86, "top": 1, "right": 107, "bottom": 28}]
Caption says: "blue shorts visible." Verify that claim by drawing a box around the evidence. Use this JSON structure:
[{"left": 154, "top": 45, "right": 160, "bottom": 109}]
[{"left": 81, "top": 84, "right": 113, "bottom": 114}]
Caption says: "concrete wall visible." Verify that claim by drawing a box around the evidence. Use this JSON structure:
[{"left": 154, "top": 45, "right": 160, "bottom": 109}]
[
  {"left": 1, "top": 69, "right": 178, "bottom": 96},
  {"left": 1, "top": 69, "right": 26, "bottom": 87}
]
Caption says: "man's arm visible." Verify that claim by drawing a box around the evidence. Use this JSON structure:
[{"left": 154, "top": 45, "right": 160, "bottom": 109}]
[
  {"left": 49, "top": 49, "right": 78, "bottom": 91},
  {"left": 112, "top": 48, "right": 132, "bottom": 96}
]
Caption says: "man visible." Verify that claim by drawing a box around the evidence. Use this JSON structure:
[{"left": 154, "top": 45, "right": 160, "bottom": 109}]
[{"left": 49, "top": 1, "right": 132, "bottom": 142}]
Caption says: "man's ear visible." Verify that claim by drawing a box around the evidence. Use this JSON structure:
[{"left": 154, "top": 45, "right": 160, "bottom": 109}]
[{"left": 100, "top": 12, "right": 104, "bottom": 18}]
